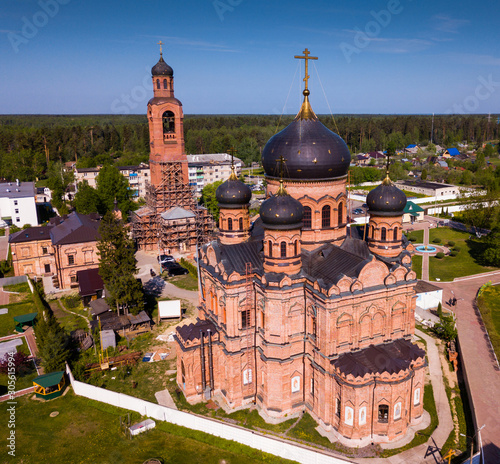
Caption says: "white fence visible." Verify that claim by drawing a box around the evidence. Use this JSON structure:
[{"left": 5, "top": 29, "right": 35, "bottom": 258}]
[{"left": 66, "top": 366, "right": 353, "bottom": 464}]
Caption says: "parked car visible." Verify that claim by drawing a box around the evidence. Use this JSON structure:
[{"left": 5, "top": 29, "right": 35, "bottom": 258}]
[
  {"left": 158, "top": 254, "right": 175, "bottom": 264},
  {"left": 162, "top": 262, "right": 189, "bottom": 276}
]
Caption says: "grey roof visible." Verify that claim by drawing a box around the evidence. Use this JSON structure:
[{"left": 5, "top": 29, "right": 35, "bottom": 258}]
[
  {"left": 161, "top": 207, "right": 196, "bottom": 221},
  {"left": 176, "top": 318, "right": 217, "bottom": 343},
  {"left": 207, "top": 239, "right": 263, "bottom": 276},
  {"left": 302, "top": 242, "right": 371, "bottom": 286},
  {"left": 187, "top": 153, "right": 243, "bottom": 166},
  {"left": 332, "top": 339, "right": 425, "bottom": 377},
  {"left": 414, "top": 280, "right": 442, "bottom": 294},
  {"left": 0, "top": 181, "right": 35, "bottom": 199},
  {"left": 128, "top": 310, "right": 151, "bottom": 325},
  {"left": 89, "top": 298, "right": 110, "bottom": 316},
  {"left": 50, "top": 212, "right": 100, "bottom": 245},
  {"left": 398, "top": 180, "right": 454, "bottom": 190},
  {"left": 100, "top": 329, "right": 116, "bottom": 350},
  {"left": 9, "top": 226, "right": 52, "bottom": 244}
]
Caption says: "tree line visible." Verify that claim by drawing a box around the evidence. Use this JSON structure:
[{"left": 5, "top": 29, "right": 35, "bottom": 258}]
[{"left": 1, "top": 114, "right": 498, "bottom": 183}]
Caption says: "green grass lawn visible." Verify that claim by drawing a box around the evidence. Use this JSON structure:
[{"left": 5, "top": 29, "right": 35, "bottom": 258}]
[
  {"left": 477, "top": 285, "right": 500, "bottom": 362},
  {"left": 428, "top": 228, "right": 497, "bottom": 281},
  {"left": 412, "top": 254, "right": 422, "bottom": 280},
  {"left": 0, "top": 300, "right": 37, "bottom": 337},
  {"left": 50, "top": 300, "right": 88, "bottom": 333},
  {"left": 407, "top": 229, "right": 424, "bottom": 243},
  {"left": 0, "top": 392, "right": 295, "bottom": 464},
  {"left": 166, "top": 273, "right": 198, "bottom": 291}
]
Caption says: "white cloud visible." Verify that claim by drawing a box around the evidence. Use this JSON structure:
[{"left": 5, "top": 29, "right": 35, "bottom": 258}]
[{"left": 431, "top": 15, "right": 469, "bottom": 33}]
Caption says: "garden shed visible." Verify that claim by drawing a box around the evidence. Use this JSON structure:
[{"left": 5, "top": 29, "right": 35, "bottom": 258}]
[
  {"left": 33, "top": 371, "right": 66, "bottom": 400},
  {"left": 13, "top": 312, "right": 37, "bottom": 333}
]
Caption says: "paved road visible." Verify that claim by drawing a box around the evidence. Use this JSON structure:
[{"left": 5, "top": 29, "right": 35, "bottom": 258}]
[{"left": 437, "top": 274, "right": 500, "bottom": 463}]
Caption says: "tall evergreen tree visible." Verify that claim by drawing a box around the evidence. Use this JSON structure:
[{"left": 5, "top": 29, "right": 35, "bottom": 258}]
[
  {"left": 34, "top": 308, "right": 71, "bottom": 373},
  {"left": 97, "top": 212, "right": 144, "bottom": 315}
]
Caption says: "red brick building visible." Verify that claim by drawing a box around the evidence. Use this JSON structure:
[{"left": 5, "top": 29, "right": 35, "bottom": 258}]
[
  {"left": 175, "top": 55, "right": 425, "bottom": 444},
  {"left": 9, "top": 212, "right": 101, "bottom": 290},
  {"left": 131, "top": 51, "right": 213, "bottom": 253}
]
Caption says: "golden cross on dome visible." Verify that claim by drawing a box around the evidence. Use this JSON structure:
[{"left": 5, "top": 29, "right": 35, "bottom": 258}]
[
  {"left": 228, "top": 147, "right": 238, "bottom": 179},
  {"left": 157, "top": 40, "right": 164, "bottom": 55},
  {"left": 275, "top": 155, "right": 288, "bottom": 195},
  {"left": 294, "top": 48, "right": 318, "bottom": 91}
]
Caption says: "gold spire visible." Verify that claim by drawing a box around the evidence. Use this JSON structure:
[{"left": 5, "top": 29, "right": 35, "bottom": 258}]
[
  {"left": 382, "top": 151, "right": 392, "bottom": 185},
  {"left": 157, "top": 40, "right": 164, "bottom": 56},
  {"left": 228, "top": 147, "right": 238, "bottom": 180},
  {"left": 294, "top": 48, "right": 318, "bottom": 120}
]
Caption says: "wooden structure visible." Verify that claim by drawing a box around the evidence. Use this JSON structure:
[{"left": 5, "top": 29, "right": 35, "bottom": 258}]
[
  {"left": 33, "top": 371, "right": 66, "bottom": 400},
  {"left": 13, "top": 312, "right": 37, "bottom": 333}
]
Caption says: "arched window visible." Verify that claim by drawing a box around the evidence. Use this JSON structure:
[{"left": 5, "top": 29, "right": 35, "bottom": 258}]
[
  {"left": 156, "top": 79, "right": 160, "bottom": 89},
  {"left": 322, "top": 205, "right": 331, "bottom": 228},
  {"left": 371, "top": 226, "right": 375, "bottom": 238},
  {"left": 268, "top": 240, "right": 273, "bottom": 258},
  {"left": 239, "top": 217, "right": 243, "bottom": 230},
  {"left": 162, "top": 110, "right": 175, "bottom": 134},
  {"left": 312, "top": 315, "right": 317, "bottom": 338},
  {"left": 378, "top": 404, "right": 389, "bottom": 423},
  {"left": 181, "top": 360, "right": 185, "bottom": 387},
  {"left": 303, "top": 206, "right": 312, "bottom": 229},
  {"left": 228, "top": 218, "right": 233, "bottom": 231},
  {"left": 338, "top": 203, "right": 343, "bottom": 225},
  {"left": 294, "top": 240, "right": 298, "bottom": 256},
  {"left": 381, "top": 227, "right": 387, "bottom": 241},
  {"left": 280, "top": 241, "right": 287, "bottom": 258},
  {"left": 393, "top": 228, "right": 398, "bottom": 241},
  {"left": 163, "top": 79, "right": 168, "bottom": 89}
]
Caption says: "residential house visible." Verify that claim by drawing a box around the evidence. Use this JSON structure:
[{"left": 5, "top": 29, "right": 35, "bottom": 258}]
[
  {"left": 403, "top": 201, "right": 425, "bottom": 224},
  {"left": 404, "top": 144, "right": 419, "bottom": 154},
  {"left": 442, "top": 148, "right": 461, "bottom": 158},
  {"left": 0, "top": 181, "right": 38, "bottom": 227},
  {"left": 35, "top": 187, "right": 52, "bottom": 204},
  {"left": 187, "top": 153, "right": 244, "bottom": 195},
  {"left": 9, "top": 212, "right": 101, "bottom": 290},
  {"left": 355, "top": 154, "right": 370, "bottom": 166}
]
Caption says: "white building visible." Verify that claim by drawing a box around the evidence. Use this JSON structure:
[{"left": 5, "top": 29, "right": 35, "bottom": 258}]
[
  {"left": 0, "top": 181, "right": 38, "bottom": 227},
  {"left": 75, "top": 163, "right": 150, "bottom": 199},
  {"left": 414, "top": 280, "right": 443, "bottom": 310},
  {"left": 186, "top": 153, "right": 243, "bottom": 195}
]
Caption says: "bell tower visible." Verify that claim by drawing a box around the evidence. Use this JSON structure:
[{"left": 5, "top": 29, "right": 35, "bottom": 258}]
[{"left": 148, "top": 41, "right": 188, "bottom": 186}]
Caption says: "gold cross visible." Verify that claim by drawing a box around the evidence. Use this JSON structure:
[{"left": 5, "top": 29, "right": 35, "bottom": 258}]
[
  {"left": 275, "top": 155, "right": 288, "bottom": 179},
  {"left": 294, "top": 48, "right": 318, "bottom": 91},
  {"left": 157, "top": 40, "right": 164, "bottom": 55},
  {"left": 228, "top": 146, "right": 237, "bottom": 168}
]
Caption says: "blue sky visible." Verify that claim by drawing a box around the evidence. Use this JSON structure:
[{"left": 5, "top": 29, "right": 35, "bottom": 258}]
[{"left": 1, "top": 0, "right": 499, "bottom": 114}]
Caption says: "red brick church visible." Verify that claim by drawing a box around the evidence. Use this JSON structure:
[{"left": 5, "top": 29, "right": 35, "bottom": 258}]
[{"left": 175, "top": 50, "right": 426, "bottom": 444}]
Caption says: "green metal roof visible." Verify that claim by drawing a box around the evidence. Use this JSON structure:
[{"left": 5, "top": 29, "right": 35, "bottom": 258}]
[
  {"left": 34, "top": 371, "right": 65, "bottom": 388},
  {"left": 13, "top": 312, "right": 38, "bottom": 324},
  {"left": 403, "top": 201, "right": 424, "bottom": 214}
]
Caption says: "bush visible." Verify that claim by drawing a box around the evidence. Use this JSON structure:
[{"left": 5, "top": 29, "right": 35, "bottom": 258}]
[
  {"left": 180, "top": 258, "right": 197, "bottom": 278},
  {"left": 0, "top": 228, "right": 5, "bottom": 237},
  {"left": 453, "top": 246, "right": 461, "bottom": 252},
  {"left": 432, "top": 238, "right": 442, "bottom": 244},
  {"left": 447, "top": 241, "right": 455, "bottom": 247},
  {"left": 449, "top": 251, "right": 458, "bottom": 257},
  {"left": 9, "top": 225, "right": 20, "bottom": 234},
  {"left": 408, "top": 236, "right": 417, "bottom": 242},
  {"left": 436, "top": 252, "right": 445, "bottom": 259}
]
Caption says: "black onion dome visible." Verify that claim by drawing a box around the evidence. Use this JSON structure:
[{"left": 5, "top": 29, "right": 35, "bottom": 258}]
[
  {"left": 367, "top": 177, "right": 407, "bottom": 216},
  {"left": 261, "top": 118, "right": 351, "bottom": 180},
  {"left": 216, "top": 176, "right": 252, "bottom": 208},
  {"left": 152, "top": 56, "right": 173, "bottom": 76},
  {"left": 260, "top": 187, "right": 303, "bottom": 230}
]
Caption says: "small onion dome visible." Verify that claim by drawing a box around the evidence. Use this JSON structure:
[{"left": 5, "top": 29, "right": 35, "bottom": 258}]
[
  {"left": 261, "top": 91, "right": 350, "bottom": 181},
  {"left": 260, "top": 182, "right": 303, "bottom": 230},
  {"left": 152, "top": 55, "right": 173, "bottom": 76},
  {"left": 216, "top": 172, "right": 252, "bottom": 208},
  {"left": 366, "top": 176, "right": 407, "bottom": 217}
]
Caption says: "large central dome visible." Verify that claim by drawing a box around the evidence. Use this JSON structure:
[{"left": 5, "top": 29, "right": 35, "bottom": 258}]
[{"left": 261, "top": 92, "right": 350, "bottom": 181}]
